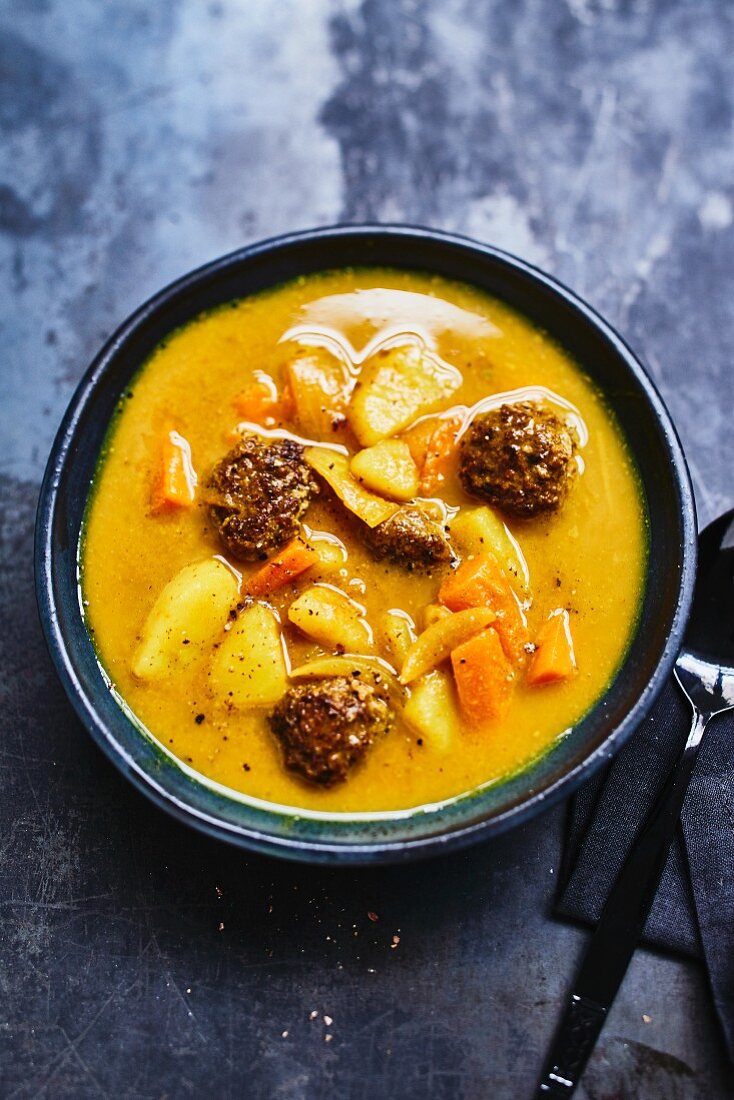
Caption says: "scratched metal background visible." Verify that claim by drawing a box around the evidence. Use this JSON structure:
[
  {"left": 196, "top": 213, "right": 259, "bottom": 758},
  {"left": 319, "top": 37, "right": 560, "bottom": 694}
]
[{"left": 2, "top": 1, "right": 733, "bottom": 1097}]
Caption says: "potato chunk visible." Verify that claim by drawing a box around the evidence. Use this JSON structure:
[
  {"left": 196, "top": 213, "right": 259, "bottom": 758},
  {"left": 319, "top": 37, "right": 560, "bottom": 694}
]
[
  {"left": 208, "top": 602, "right": 288, "bottom": 707},
  {"left": 403, "top": 669, "right": 461, "bottom": 752},
  {"left": 286, "top": 348, "right": 351, "bottom": 437},
  {"left": 449, "top": 506, "right": 529, "bottom": 592},
  {"left": 307, "top": 533, "right": 348, "bottom": 575},
  {"left": 288, "top": 584, "right": 373, "bottom": 652},
  {"left": 348, "top": 343, "right": 462, "bottom": 446},
  {"left": 132, "top": 558, "right": 239, "bottom": 681},
  {"left": 350, "top": 440, "right": 419, "bottom": 502},
  {"left": 304, "top": 448, "right": 398, "bottom": 528}
]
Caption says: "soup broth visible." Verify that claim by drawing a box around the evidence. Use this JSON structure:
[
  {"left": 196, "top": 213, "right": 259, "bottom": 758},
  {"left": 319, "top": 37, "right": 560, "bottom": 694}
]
[{"left": 81, "top": 268, "right": 647, "bottom": 813}]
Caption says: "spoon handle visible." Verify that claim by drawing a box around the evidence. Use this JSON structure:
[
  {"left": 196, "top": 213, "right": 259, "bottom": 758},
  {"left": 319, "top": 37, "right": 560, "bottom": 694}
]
[{"left": 537, "top": 701, "right": 707, "bottom": 1097}]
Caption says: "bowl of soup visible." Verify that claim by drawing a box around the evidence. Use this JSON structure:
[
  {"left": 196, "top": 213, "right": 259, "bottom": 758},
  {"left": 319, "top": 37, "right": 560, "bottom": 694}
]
[{"left": 35, "top": 225, "right": 696, "bottom": 862}]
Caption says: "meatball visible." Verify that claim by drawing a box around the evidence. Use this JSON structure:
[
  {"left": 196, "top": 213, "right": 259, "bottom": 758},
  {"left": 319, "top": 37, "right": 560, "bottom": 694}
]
[
  {"left": 204, "top": 435, "right": 318, "bottom": 560},
  {"left": 365, "top": 505, "right": 453, "bottom": 570},
  {"left": 269, "top": 673, "right": 393, "bottom": 786},
  {"left": 459, "top": 402, "right": 578, "bottom": 518}
]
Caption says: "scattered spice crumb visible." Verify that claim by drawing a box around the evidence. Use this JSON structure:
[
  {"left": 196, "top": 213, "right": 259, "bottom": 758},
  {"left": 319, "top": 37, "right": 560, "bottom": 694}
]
[
  {"left": 324, "top": 1034, "right": 333, "bottom": 1043},
  {"left": 367, "top": 911, "right": 379, "bottom": 922},
  {"left": 642, "top": 1014, "right": 652, "bottom": 1024},
  {"left": 195, "top": 713, "right": 205, "bottom": 724},
  {"left": 323, "top": 1015, "right": 333, "bottom": 1027}
]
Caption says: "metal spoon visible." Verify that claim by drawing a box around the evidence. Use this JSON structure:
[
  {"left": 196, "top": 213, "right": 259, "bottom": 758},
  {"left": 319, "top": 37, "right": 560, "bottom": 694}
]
[{"left": 537, "top": 509, "right": 734, "bottom": 1098}]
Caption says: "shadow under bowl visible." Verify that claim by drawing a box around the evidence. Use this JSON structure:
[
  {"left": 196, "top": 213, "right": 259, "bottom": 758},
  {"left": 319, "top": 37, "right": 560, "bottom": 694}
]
[{"left": 35, "top": 224, "right": 697, "bottom": 864}]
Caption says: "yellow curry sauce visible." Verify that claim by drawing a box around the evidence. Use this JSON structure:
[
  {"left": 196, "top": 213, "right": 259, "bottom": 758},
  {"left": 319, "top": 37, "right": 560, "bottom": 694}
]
[{"left": 81, "top": 268, "right": 647, "bottom": 813}]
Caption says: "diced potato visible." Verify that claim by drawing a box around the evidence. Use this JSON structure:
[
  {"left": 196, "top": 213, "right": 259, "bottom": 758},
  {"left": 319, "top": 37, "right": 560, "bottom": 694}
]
[
  {"left": 307, "top": 533, "right": 348, "bottom": 574},
  {"left": 400, "top": 606, "right": 496, "bottom": 684},
  {"left": 286, "top": 348, "right": 351, "bottom": 437},
  {"left": 132, "top": 558, "right": 239, "bottom": 681},
  {"left": 449, "top": 506, "right": 529, "bottom": 591},
  {"left": 348, "top": 343, "right": 461, "bottom": 446},
  {"left": 350, "top": 440, "right": 419, "bottom": 502},
  {"left": 376, "top": 609, "right": 416, "bottom": 671},
  {"left": 208, "top": 603, "right": 288, "bottom": 707},
  {"left": 423, "top": 603, "right": 453, "bottom": 629},
  {"left": 304, "top": 448, "right": 398, "bottom": 528},
  {"left": 403, "top": 669, "right": 461, "bottom": 752},
  {"left": 288, "top": 584, "right": 373, "bottom": 652}
]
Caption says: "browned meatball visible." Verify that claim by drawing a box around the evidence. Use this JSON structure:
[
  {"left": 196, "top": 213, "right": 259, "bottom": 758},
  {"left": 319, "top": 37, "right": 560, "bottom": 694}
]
[
  {"left": 204, "top": 435, "right": 318, "bottom": 560},
  {"left": 459, "top": 402, "right": 578, "bottom": 518},
  {"left": 365, "top": 505, "right": 453, "bottom": 570},
  {"left": 269, "top": 673, "right": 393, "bottom": 786}
]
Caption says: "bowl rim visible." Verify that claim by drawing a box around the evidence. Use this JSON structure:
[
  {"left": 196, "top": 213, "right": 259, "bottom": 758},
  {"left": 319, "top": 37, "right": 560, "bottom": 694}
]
[{"left": 34, "top": 222, "right": 698, "bottom": 863}]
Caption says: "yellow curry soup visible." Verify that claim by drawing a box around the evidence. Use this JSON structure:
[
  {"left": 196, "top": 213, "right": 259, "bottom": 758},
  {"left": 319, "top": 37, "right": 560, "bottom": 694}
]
[{"left": 81, "top": 268, "right": 647, "bottom": 813}]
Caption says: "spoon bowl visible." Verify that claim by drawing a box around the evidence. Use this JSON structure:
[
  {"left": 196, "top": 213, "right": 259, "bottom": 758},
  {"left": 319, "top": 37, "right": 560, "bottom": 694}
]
[
  {"left": 539, "top": 507, "right": 734, "bottom": 1098},
  {"left": 682, "top": 509, "right": 734, "bottom": 668}
]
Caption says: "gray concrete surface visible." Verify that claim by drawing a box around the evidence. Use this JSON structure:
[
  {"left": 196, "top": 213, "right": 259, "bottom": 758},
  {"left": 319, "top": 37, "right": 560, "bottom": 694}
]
[{"left": 1, "top": 1, "right": 733, "bottom": 1096}]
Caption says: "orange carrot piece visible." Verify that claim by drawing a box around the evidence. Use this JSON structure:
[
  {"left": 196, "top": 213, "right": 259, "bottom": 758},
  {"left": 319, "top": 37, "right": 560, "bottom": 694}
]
[
  {"left": 401, "top": 418, "right": 439, "bottom": 468},
  {"left": 439, "top": 551, "right": 507, "bottom": 611},
  {"left": 244, "top": 538, "right": 319, "bottom": 598},
  {"left": 451, "top": 627, "right": 514, "bottom": 725},
  {"left": 527, "top": 610, "right": 577, "bottom": 685},
  {"left": 419, "top": 412, "right": 465, "bottom": 495},
  {"left": 151, "top": 427, "right": 197, "bottom": 513},
  {"left": 233, "top": 371, "right": 291, "bottom": 425},
  {"left": 439, "top": 552, "right": 529, "bottom": 666}
]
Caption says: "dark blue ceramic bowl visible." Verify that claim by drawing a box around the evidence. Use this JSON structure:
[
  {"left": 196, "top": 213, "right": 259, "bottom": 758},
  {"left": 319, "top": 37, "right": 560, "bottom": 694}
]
[{"left": 35, "top": 225, "right": 697, "bottom": 864}]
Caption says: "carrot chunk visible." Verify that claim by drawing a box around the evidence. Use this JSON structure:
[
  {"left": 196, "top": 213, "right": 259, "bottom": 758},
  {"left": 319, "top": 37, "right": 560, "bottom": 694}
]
[
  {"left": 244, "top": 538, "right": 319, "bottom": 598},
  {"left": 151, "top": 426, "right": 197, "bottom": 513},
  {"left": 401, "top": 417, "right": 438, "bottom": 469},
  {"left": 527, "top": 610, "right": 577, "bottom": 685},
  {"left": 233, "top": 371, "right": 292, "bottom": 425},
  {"left": 439, "top": 552, "right": 529, "bottom": 666},
  {"left": 419, "top": 411, "right": 465, "bottom": 495},
  {"left": 439, "top": 551, "right": 505, "bottom": 611},
  {"left": 451, "top": 627, "right": 514, "bottom": 725}
]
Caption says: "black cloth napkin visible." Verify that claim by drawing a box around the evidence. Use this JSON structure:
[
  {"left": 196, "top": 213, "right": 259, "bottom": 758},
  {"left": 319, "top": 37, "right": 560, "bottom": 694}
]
[{"left": 556, "top": 678, "right": 734, "bottom": 1062}]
